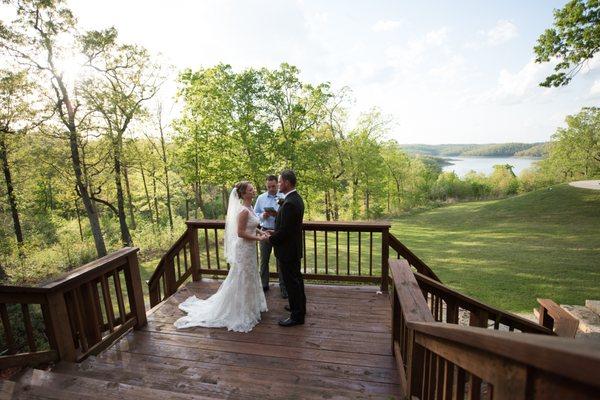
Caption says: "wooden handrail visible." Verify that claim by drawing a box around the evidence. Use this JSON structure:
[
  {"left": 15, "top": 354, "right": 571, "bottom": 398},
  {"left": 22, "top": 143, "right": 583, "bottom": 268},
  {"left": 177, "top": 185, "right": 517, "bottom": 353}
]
[
  {"left": 414, "top": 270, "right": 552, "bottom": 334},
  {"left": 0, "top": 247, "right": 147, "bottom": 370},
  {"left": 147, "top": 219, "right": 394, "bottom": 307},
  {"left": 388, "top": 233, "right": 440, "bottom": 281},
  {"left": 389, "top": 259, "right": 600, "bottom": 398},
  {"left": 185, "top": 219, "right": 393, "bottom": 231}
]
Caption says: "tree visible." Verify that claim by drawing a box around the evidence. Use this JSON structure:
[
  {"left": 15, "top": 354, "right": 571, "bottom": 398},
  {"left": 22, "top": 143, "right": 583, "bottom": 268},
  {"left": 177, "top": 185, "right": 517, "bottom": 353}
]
[
  {"left": 543, "top": 107, "right": 600, "bottom": 179},
  {"left": 534, "top": 0, "right": 600, "bottom": 87},
  {"left": 0, "top": 70, "right": 37, "bottom": 249},
  {"left": 80, "top": 27, "right": 164, "bottom": 245},
  {"left": 0, "top": 0, "right": 108, "bottom": 256}
]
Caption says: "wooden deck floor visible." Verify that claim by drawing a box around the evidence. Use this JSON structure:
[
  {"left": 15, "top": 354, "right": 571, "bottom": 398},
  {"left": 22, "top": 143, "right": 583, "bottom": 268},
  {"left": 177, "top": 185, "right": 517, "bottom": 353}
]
[{"left": 58, "top": 280, "right": 401, "bottom": 399}]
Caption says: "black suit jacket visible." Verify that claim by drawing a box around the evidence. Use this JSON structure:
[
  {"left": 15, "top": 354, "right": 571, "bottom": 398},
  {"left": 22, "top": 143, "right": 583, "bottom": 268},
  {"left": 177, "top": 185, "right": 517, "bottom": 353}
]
[{"left": 269, "top": 190, "right": 304, "bottom": 262}]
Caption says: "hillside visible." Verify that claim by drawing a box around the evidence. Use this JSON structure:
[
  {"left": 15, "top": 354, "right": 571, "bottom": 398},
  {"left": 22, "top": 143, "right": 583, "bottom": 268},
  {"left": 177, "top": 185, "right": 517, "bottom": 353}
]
[
  {"left": 391, "top": 184, "right": 600, "bottom": 312},
  {"left": 401, "top": 142, "right": 547, "bottom": 157}
]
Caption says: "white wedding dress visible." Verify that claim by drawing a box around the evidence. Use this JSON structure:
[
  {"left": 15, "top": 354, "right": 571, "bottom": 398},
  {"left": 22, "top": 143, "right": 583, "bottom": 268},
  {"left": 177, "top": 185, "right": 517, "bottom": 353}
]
[{"left": 174, "top": 196, "right": 267, "bottom": 333}]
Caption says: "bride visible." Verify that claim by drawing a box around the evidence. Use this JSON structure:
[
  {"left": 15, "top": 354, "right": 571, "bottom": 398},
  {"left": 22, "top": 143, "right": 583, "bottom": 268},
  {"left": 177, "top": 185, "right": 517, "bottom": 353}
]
[{"left": 174, "top": 181, "right": 269, "bottom": 332}]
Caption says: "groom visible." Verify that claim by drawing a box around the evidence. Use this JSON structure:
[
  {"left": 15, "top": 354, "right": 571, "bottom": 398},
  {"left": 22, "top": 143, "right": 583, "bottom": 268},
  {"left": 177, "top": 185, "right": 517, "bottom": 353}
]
[{"left": 268, "top": 169, "right": 306, "bottom": 327}]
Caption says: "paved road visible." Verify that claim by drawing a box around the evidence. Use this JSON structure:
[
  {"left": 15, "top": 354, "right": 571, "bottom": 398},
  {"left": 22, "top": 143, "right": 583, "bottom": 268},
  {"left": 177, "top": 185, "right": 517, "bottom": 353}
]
[{"left": 569, "top": 180, "right": 600, "bottom": 190}]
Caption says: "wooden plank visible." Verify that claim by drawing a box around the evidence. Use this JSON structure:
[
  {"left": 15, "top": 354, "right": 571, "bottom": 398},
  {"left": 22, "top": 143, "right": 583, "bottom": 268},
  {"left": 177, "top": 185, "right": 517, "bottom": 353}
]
[
  {"left": 124, "top": 252, "right": 148, "bottom": 328},
  {"left": 537, "top": 298, "right": 579, "bottom": 338},
  {"left": 415, "top": 272, "right": 550, "bottom": 335},
  {"left": 389, "top": 260, "right": 435, "bottom": 324},
  {"left": 103, "top": 336, "right": 400, "bottom": 386},
  {"left": 80, "top": 317, "right": 136, "bottom": 361},
  {"left": 411, "top": 321, "right": 600, "bottom": 389},
  {"left": 61, "top": 351, "right": 401, "bottom": 399},
  {"left": 44, "top": 291, "right": 76, "bottom": 361},
  {"left": 415, "top": 331, "right": 527, "bottom": 399},
  {"left": 0, "top": 350, "right": 57, "bottom": 370}
]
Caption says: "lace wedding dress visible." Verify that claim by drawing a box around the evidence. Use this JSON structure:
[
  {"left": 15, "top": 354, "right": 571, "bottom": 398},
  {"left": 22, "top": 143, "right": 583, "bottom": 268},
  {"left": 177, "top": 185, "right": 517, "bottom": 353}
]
[{"left": 174, "top": 192, "right": 267, "bottom": 333}]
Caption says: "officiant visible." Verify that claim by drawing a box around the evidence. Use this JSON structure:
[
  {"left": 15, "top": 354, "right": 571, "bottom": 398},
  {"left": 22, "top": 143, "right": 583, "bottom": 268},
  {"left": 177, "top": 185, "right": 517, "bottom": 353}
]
[{"left": 254, "top": 175, "right": 287, "bottom": 298}]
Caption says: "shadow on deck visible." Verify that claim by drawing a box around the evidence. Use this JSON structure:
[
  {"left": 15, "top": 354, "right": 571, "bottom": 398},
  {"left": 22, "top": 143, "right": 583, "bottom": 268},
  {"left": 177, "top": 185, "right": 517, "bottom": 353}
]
[{"left": 54, "top": 280, "right": 401, "bottom": 399}]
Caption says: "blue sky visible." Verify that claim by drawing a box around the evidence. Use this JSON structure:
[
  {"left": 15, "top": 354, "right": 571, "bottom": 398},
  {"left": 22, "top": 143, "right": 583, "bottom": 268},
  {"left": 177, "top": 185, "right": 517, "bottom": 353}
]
[{"left": 64, "top": 1, "right": 600, "bottom": 143}]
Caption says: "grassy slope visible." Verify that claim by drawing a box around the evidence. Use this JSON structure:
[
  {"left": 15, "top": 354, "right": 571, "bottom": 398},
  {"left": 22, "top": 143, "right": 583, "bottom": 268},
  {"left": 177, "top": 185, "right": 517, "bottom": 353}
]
[{"left": 391, "top": 184, "right": 600, "bottom": 313}]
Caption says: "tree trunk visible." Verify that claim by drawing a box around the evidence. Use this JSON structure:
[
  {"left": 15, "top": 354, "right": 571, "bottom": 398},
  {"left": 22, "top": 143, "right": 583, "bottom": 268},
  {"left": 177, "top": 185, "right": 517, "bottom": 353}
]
[
  {"left": 70, "top": 129, "right": 107, "bottom": 256},
  {"left": 112, "top": 146, "right": 132, "bottom": 246},
  {"left": 324, "top": 191, "right": 331, "bottom": 221},
  {"left": 159, "top": 129, "right": 173, "bottom": 231},
  {"left": 74, "top": 199, "right": 84, "bottom": 241},
  {"left": 152, "top": 167, "right": 160, "bottom": 225},
  {"left": 222, "top": 185, "right": 229, "bottom": 215},
  {"left": 0, "top": 135, "right": 24, "bottom": 247},
  {"left": 332, "top": 186, "right": 339, "bottom": 221},
  {"left": 123, "top": 165, "right": 137, "bottom": 230},
  {"left": 140, "top": 163, "right": 154, "bottom": 225}
]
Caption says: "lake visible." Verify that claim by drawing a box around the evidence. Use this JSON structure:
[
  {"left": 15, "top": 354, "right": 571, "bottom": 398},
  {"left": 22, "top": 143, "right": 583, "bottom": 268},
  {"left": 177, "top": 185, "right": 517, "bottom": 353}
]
[{"left": 442, "top": 157, "right": 541, "bottom": 177}]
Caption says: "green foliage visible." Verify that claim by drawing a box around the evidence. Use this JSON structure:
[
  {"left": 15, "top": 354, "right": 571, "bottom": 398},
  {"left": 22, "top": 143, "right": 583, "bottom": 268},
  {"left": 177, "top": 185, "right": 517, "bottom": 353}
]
[
  {"left": 534, "top": 0, "right": 600, "bottom": 87},
  {"left": 542, "top": 107, "right": 600, "bottom": 179}
]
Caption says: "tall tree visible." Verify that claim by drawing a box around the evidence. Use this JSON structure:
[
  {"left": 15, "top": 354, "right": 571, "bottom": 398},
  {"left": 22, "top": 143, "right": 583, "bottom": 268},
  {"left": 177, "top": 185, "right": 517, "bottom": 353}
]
[
  {"left": 535, "top": 0, "right": 600, "bottom": 87},
  {"left": 0, "top": 0, "right": 108, "bottom": 256},
  {"left": 0, "top": 70, "right": 35, "bottom": 249},
  {"left": 80, "top": 27, "right": 163, "bottom": 245}
]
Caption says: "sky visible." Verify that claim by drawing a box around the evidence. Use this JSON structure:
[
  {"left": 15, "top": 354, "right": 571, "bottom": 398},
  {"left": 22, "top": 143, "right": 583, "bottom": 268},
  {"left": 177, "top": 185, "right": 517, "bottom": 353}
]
[{"left": 18, "top": 1, "right": 600, "bottom": 143}]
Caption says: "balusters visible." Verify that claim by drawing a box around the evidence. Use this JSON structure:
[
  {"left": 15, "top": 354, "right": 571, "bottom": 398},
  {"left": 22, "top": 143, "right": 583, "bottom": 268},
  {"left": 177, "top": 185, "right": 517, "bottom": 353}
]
[
  {"left": 313, "top": 230, "right": 317, "bottom": 274},
  {"left": 369, "top": 232, "right": 373, "bottom": 276},
  {"left": 0, "top": 303, "right": 16, "bottom": 354},
  {"left": 214, "top": 229, "right": 220, "bottom": 269},
  {"left": 100, "top": 275, "right": 115, "bottom": 333},
  {"left": 20, "top": 303, "right": 37, "bottom": 352},
  {"left": 114, "top": 270, "right": 127, "bottom": 325},
  {"left": 358, "top": 232, "right": 362, "bottom": 276},
  {"left": 302, "top": 231, "right": 307, "bottom": 273},
  {"left": 335, "top": 231, "right": 339, "bottom": 275},
  {"left": 346, "top": 231, "right": 350, "bottom": 275},
  {"left": 324, "top": 231, "right": 328, "bottom": 275},
  {"left": 204, "top": 228, "right": 211, "bottom": 270}
]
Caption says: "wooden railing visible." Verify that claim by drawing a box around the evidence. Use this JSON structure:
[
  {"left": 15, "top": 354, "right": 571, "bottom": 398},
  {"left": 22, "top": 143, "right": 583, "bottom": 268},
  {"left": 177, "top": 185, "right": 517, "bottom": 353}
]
[
  {"left": 537, "top": 298, "right": 579, "bottom": 337},
  {"left": 0, "top": 247, "right": 146, "bottom": 369},
  {"left": 414, "top": 270, "right": 552, "bottom": 334},
  {"left": 390, "top": 259, "right": 600, "bottom": 399},
  {"left": 148, "top": 219, "right": 395, "bottom": 307}
]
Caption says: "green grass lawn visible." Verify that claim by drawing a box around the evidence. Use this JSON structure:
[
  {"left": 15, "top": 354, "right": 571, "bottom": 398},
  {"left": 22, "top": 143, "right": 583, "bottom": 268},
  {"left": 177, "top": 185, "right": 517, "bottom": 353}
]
[{"left": 391, "top": 184, "right": 600, "bottom": 313}]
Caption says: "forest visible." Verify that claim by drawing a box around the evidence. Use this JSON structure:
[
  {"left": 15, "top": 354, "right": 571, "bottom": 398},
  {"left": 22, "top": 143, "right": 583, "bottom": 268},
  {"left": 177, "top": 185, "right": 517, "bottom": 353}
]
[{"left": 0, "top": 0, "right": 599, "bottom": 285}]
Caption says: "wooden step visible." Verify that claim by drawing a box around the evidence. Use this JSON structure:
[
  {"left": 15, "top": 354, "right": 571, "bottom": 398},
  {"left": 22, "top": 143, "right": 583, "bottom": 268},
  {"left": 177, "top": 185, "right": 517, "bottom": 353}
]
[
  {"left": 13, "top": 369, "right": 217, "bottom": 400},
  {"left": 53, "top": 353, "right": 401, "bottom": 399}
]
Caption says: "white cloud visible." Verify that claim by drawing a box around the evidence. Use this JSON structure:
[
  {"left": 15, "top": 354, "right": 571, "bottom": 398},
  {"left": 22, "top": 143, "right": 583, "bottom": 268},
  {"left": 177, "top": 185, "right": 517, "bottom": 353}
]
[
  {"left": 372, "top": 19, "right": 402, "bottom": 32},
  {"left": 481, "top": 58, "right": 556, "bottom": 104},
  {"left": 385, "top": 27, "right": 449, "bottom": 70},
  {"left": 466, "top": 20, "right": 518, "bottom": 49},
  {"left": 486, "top": 20, "right": 518, "bottom": 46}
]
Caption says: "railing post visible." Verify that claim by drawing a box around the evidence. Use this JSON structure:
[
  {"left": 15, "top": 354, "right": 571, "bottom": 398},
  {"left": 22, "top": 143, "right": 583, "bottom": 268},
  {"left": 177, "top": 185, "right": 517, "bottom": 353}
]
[
  {"left": 407, "top": 329, "right": 425, "bottom": 397},
  {"left": 381, "top": 226, "right": 390, "bottom": 292},
  {"left": 189, "top": 227, "right": 201, "bottom": 282},
  {"left": 124, "top": 251, "right": 147, "bottom": 329},
  {"left": 44, "top": 291, "right": 77, "bottom": 362}
]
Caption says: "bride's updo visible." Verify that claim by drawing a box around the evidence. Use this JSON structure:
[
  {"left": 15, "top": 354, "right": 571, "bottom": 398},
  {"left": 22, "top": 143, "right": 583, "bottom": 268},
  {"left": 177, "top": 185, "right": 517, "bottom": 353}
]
[{"left": 234, "top": 181, "right": 251, "bottom": 198}]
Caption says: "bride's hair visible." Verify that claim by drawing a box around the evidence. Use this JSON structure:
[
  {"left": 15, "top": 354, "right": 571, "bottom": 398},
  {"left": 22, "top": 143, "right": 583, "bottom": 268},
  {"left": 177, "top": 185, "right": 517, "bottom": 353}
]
[{"left": 234, "top": 181, "right": 251, "bottom": 198}]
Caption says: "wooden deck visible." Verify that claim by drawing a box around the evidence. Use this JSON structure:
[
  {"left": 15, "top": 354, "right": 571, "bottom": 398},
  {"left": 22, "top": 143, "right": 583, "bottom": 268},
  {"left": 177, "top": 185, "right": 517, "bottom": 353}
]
[{"left": 52, "top": 280, "right": 401, "bottom": 399}]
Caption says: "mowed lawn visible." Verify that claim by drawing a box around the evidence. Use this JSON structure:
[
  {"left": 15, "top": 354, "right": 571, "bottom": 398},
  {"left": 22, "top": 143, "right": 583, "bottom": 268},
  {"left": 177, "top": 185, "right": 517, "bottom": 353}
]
[{"left": 391, "top": 184, "right": 600, "bottom": 313}]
